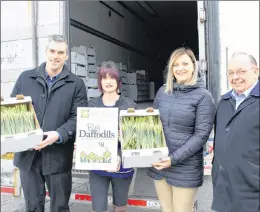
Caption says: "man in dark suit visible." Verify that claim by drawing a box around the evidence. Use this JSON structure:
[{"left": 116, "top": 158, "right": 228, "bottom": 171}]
[
  {"left": 212, "top": 52, "right": 259, "bottom": 212},
  {"left": 11, "top": 35, "right": 88, "bottom": 212}
]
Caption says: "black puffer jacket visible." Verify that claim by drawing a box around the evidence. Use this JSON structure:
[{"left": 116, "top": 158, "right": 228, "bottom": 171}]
[{"left": 147, "top": 78, "right": 215, "bottom": 187}]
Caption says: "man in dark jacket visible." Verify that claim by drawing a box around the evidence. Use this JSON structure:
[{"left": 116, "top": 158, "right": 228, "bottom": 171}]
[
  {"left": 212, "top": 52, "right": 259, "bottom": 212},
  {"left": 10, "top": 35, "right": 88, "bottom": 212}
]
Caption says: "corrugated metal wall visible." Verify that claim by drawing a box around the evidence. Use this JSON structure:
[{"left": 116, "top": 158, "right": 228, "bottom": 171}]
[{"left": 1, "top": 1, "right": 67, "bottom": 99}]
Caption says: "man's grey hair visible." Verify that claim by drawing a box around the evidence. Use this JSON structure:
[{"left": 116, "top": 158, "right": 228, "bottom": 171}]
[
  {"left": 47, "top": 35, "right": 68, "bottom": 52},
  {"left": 231, "top": 52, "right": 258, "bottom": 66},
  {"left": 48, "top": 35, "right": 67, "bottom": 44}
]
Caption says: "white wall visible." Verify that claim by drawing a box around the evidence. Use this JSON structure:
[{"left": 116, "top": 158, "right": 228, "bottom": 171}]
[
  {"left": 219, "top": 1, "right": 259, "bottom": 94},
  {"left": 1, "top": 1, "right": 66, "bottom": 99},
  {"left": 69, "top": 1, "right": 157, "bottom": 71}
]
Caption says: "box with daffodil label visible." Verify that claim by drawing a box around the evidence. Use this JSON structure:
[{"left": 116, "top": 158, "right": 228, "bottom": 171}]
[
  {"left": 1, "top": 95, "right": 43, "bottom": 155},
  {"left": 75, "top": 107, "right": 119, "bottom": 170},
  {"left": 120, "top": 107, "right": 169, "bottom": 168}
]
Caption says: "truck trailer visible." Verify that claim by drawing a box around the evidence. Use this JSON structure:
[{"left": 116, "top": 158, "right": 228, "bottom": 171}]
[{"left": 1, "top": 1, "right": 259, "bottom": 211}]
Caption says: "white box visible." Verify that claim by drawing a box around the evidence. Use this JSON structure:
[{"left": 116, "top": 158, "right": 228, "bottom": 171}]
[
  {"left": 127, "top": 72, "right": 143, "bottom": 85},
  {"left": 88, "top": 89, "right": 101, "bottom": 98},
  {"left": 71, "top": 64, "right": 88, "bottom": 77},
  {"left": 119, "top": 70, "right": 127, "bottom": 78},
  {"left": 127, "top": 85, "right": 142, "bottom": 101},
  {"left": 121, "top": 88, "right": 127, "bottom": 96},
  {"left": 71, "top": 45, "right": 87, "bottom": 55},
  {"left": 120, "top": 108, "right": 168, "bottom": 168},
  {"left": 136, "top": 70, "right": 146, "bottom": 75},
  {"left": 75, "top": 108, "right": 118, "bottom": 170},
  {"left": 115, "top": 62, "right": 123, "bottom": 70},
  {"left": 127, "top": 73, "right": 137, "bottom": 84},
  {"left": 80, "top": 77, "right": 88, "bottom": 90},
  {"left": 122, "top": 64, "right": 127, "bottom": 71},
  {"left": 89, "top": 72, "right": 98, "bottom": 79},
  {"left": 1, "top": 96, "right": 43, "bottom": 154},
  {"left": 121, "top": 90, "right": 127, "bottom": 95},
  {"left": 87, "top": 78, "right": 98, "bottom": 88},
  {"left": 149, "top": 81, "right": 155, "bottom": 100},
  {"left": 87, "top": 47, "right": 96, "bottom": 56},
  {"left": 71, "top": 52, "right": 88, "bottom": 66},
  {"left": 88, "top": 64, "right": 98, "bottom": 73},
  {"left": 122, "top": 77, "right": 128, "bottom": 84},
  {"left": 87, "top": 56, "right": 96, "bottom": 64}
]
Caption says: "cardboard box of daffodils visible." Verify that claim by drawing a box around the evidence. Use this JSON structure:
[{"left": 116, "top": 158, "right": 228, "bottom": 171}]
[
  {"left": 75, "top": 107, "right": 118, "bottom": 170},
  {"left": 1, "top": 95, "right": 43, "bottom": 155},
  {"left": 120, "top": 107, "right": 169, "bottom": 168}
]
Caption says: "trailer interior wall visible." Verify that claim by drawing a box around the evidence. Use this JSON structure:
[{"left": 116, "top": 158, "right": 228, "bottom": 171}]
[
  {"left": 69, "top": 1, "right": 158, "bottom": 69},
  {"left": 154, "top": 1, "right": 198, "bottom": 82},
  {"left": 69, "top": 1, "right": 198, "bottom": 93}
]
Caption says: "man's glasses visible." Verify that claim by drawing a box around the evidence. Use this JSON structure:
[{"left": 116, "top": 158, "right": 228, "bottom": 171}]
[{"left": 227, "top": 68, "right": 254, "bottom": 77}]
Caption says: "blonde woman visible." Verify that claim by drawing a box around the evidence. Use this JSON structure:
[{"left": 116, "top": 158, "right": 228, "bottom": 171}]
[{"left": 148, "top": 47, "right": 215, "bottom": 212}]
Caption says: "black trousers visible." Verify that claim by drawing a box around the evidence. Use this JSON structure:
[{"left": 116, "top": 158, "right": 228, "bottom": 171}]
[
  {"left": 89, "top": 171, "right": 133, "bottom": 212},
  {"left": 20, "top": 152, "right": 72, "bottom": 212}
]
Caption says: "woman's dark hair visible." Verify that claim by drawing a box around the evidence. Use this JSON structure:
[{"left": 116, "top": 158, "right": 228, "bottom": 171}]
[{"left": 97, "top": 61, "right": 122, "bottom": 93}]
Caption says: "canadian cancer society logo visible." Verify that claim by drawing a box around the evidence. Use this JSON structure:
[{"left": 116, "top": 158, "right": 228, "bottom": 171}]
[{"left": 81, "top": 109, "right": 89, "bottom": 118}]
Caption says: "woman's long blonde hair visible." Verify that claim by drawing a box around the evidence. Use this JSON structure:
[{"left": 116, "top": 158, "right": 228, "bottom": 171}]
[{"left": 165, "top": 47, "right": 198, "bottom": 93}]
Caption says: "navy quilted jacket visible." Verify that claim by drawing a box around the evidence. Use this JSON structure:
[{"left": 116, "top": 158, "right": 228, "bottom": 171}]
[{"left": 147, "top": 78, "right": 215, "bottom": 187}]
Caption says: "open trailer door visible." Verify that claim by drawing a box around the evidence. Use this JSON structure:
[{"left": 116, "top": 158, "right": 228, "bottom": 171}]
[
  {"left": 197, "top": 1, "right": 221, "bottom": 103},
  {"left": 197, "top": 1, "right": 208, "bottom": 88},
  {"left": 197, "top": 0, "right": 221, "bottom": 173},
  {"left": 1, "top": 0, "right": 69, "bottom": 196}
]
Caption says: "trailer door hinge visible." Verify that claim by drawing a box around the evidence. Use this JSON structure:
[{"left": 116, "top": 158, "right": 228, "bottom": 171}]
[
  {"left": 200, "top": 60, "right": 207, "bottom": 72},
  {"left": 199, "top": 9, "right": 206, "bottom": 23}
]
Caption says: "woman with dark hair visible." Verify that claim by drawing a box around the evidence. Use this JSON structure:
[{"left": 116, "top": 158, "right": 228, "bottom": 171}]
[{"left": 88, "top": 61, "right": 136, "bottom": 212}]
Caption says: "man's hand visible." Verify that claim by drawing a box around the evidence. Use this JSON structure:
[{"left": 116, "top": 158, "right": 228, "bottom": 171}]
[
  {"left": 106, "top": 156, "right": 121, "bottom": 173},
  {"left": 34, "top": 131, "right": 59, "bottom": 150},
  {"left": 152, "top": 157, "right": 172, "bottom": 170}
]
